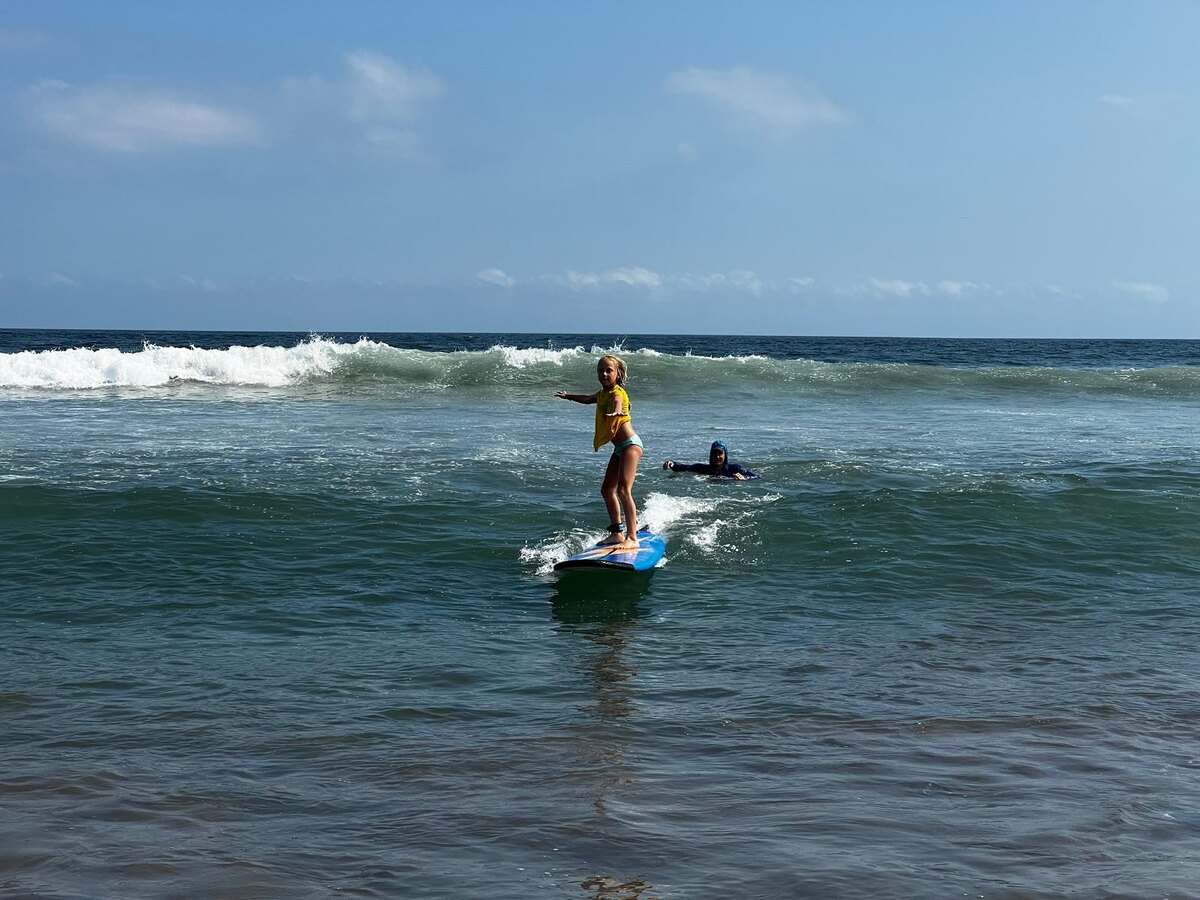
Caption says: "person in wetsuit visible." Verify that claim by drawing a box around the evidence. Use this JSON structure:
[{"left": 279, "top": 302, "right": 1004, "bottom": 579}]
[{"left": 662, "top": 440, "right": 759, "bottom": 480}]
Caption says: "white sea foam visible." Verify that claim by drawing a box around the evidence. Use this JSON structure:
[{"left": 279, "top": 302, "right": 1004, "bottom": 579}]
[
  {"left": 639, "top": 491, "right": 722, "bottom": 532},
  {"left": 682, "top": 349, "right": 770, "bottom": 362},
  {"left": 687, "top": 520, "right": 724, "bottom": 551},
  {"left": 492, "top": 345, "right": 587, "bottom": 368},
  {"left": 0, "top": 337, "right": 381, "bottom": 389},
  {"left": 490, "top": 344, "right": 666, "bottom": 368},
  {"left": 522, "top": 491, "right": 778, "bottom": 574},
  {"left": 520, "top": 529, "right": 593, "bottom": 576},
  {"left": 520, "top": 493, "right": 720, "bottom": 575}
]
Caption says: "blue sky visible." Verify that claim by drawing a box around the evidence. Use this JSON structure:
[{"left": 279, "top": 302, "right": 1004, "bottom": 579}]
[{"left": 2, "top": 1, "right": 1198, "bottom": 336}]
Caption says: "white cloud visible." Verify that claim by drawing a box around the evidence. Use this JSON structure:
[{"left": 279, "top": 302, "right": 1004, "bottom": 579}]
[
  {"left": 1114, "top": 280, "right": 1168, "bottom": 302},
  {"left": 562, "top": 271, "right": 601, "bottom": 288},
  {"left": 345, "top": 51, "right": 444, "bottom": 125},
  {"left": 550, "top": 268, "right": 772, "bottom": 295},
  {"left": 936, "top": 280, "right": 979, "bottom": 296},
  {"left": 563, "top": 267, "right": 662, "bottom": 290},
  {"left": 1045, "top": 285, "right": 1070, "bottom": 298},
  {"left": 484, "top": 270, "right": 1051, "bottom": 303},
  {"left": 47, "top": 272, "right": 75, "bottom": 286},
  {"left": 281, "top": 52, "right": 444, "bottom": 158},
  {"left": 856, "top": 278, "right": 995, "bottom": 299},
  {"left": 676, "top": 140, "right": 698, "bottom": 161},
  {"left": 1100, "top": 94, "right": 1136, "bottom": 107},
  {"left": 179, "top": 274, "right": 221, "bottom": 292},
  {"left": 673, "top": 270, "right": 764, "bottom": 294},
  {"left": 30, "top": 80, "right": 261, "bottom": 152},
  {"left": 867, "top": 278, "right": 929, "bottom": 298},
  {"left": 24, "top": 52, "right": 443, "bottom": 160},
  {"left": 477, "top": 268, "right": 515, "bottom": 288},
  {"left": 666, "top": 65, "right": 850, "bottom": 132}
]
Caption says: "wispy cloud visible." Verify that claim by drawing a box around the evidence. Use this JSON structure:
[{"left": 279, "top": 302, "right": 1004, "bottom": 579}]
[
  {"left": 24, "top": 51, "right": 445, "bottom": 158},
  {"left": 345, "top": 51, "right": 443, "bottom": 156},
  {"left": 179, "top": 274, "right": 222, "bottom": 292},
  {"left": 47, "top": 272, "right": 76, "bottom": 286},
  {"left": 515, "top": 267, "right": 773, "bottom": 294},
  {"left": 486, "top": 269, "right": 1014, "bottom": 301},
  {"left": 867, "top": 278, "right": 928, "bottom": 298},
  {"left": 856, "top": 278, "right": 998, "bottom": 299},
  {"left": 1098, "top": 93, "right": 1171, "bottom": 123},
  {"left": 29, "top": 80, "right": 262, "bottom": 152},
  {"left": 666, "top": 65, "right": 850, "bottom": 133},
  {"left": 1043, "top": 284, "right": 1082, "bottom": 299},
  {"left": 345, "top": 52, "right": 444, "bottom": 123},
  {"left": 281, "top": 51, "right": 444, "bottom": 158},
  {"left": 936, "top": 280, "right": 980, "bottom": 297},
  {"left": 557, "top": 267, "right": 662, "bottom": 290},
  {"left": 673, "top": 270, "right": 764, "bottom": 294},
  {"left": 1114, "top": 280, "right": 1168, "bottom": 302},
  {"left": 477, "top": 268, "right": 515, "bottom": 288}
]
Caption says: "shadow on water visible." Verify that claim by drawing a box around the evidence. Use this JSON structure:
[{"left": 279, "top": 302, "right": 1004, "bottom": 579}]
[
  {"left": 548, "top": 571, "right": 664, "bottom": 898},
  {"left": 549, "top": 570, "right": 653, "bottom": 626},
  {"left": 549, "top": 570, "right": 652, "bottom": 724},
  {"left": 548, "top": 570, "right": 654, "bottom": 725},
  {"left": 581, "top": 875, "right": 662, "bottom": 899}
]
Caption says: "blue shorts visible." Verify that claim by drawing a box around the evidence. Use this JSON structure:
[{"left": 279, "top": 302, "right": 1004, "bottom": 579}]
[{"left": 612, "top": 434, "right": 644, "bottom": 456}]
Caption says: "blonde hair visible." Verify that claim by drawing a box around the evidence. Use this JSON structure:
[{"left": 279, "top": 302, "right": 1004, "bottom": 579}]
[{"left": 597, "top": 354, "right": 628, "bottom": 386}]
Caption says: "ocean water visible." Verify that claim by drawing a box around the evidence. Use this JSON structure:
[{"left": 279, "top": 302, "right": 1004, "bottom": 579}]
[{"left": 2, "top": 329, "right": 1199, "bottom": 899}]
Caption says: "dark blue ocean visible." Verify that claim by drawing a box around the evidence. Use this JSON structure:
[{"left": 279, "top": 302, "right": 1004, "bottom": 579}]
[{"left": 2, "top": 330, "right": 1199, "bottom": 899}]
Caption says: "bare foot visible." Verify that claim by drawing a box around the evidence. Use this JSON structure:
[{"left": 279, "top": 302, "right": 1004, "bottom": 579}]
[
  {"left": 612, "top": 536, "right": 640, "bottom": 550},
  {"left": 598, "top": 533, "right": 624, "bottom": 546}
]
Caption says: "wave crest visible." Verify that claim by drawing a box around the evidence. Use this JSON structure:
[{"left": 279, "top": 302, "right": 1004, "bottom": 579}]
[
  {"left": 0, "top": 337, "right": 374, "bottom": 389},
  {"left": 2, "top": 337, "right": 1198, "bottom": 396}
]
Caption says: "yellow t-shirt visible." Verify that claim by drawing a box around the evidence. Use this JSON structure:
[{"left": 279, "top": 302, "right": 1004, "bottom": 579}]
[{"left": 593, "top": 385, "right": 632, "bottom": 451}]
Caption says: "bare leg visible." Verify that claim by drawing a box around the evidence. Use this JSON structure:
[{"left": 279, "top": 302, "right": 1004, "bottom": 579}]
[
  {"left": 599, "top": 453, "right": 623, "bottom": 544},
  {"left": 613, "top": 445, "right": 643, "bottom": 548}
]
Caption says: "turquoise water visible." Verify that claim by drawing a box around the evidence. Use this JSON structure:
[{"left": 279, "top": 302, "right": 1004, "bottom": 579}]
[{"left": 2, "top": 331, "right": 1200, "bottom": 898}]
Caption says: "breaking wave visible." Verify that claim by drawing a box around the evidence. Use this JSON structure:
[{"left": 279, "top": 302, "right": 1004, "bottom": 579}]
[{"left": 2, "top": 336, "right": 1198, "bottom": 397}]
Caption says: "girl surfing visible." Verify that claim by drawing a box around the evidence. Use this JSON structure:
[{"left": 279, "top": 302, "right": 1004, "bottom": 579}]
[{"left": 555, "top": 354, "right": 643, "bottom": 548}]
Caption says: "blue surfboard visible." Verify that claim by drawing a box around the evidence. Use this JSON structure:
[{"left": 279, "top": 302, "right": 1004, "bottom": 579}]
[{"left": 554, "top": 528, "right": 666, "bottom": 573}]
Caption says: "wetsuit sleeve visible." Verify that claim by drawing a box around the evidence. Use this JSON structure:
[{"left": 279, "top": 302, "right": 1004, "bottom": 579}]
[{"left": 670, "top": 463, "right": 712, "bottom": 473}]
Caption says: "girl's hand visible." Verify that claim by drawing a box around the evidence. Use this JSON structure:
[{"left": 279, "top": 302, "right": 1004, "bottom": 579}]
[
  {"left": 555, "top": 391, "right": 569, "bottom": 399},
  {"left": 733, "top": 472, "right": 747, "bottom": 480},
  {"left": 663, "top": 460, "right": 675, "bottom": 470}
]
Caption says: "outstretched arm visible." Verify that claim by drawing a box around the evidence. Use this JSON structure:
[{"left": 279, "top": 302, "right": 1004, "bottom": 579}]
[
  {"left": 665, "top": 461, "right": 708, "bottom": 473},
  {"left": 555, "top": 390, "right": 598, "bottom": 404}
]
